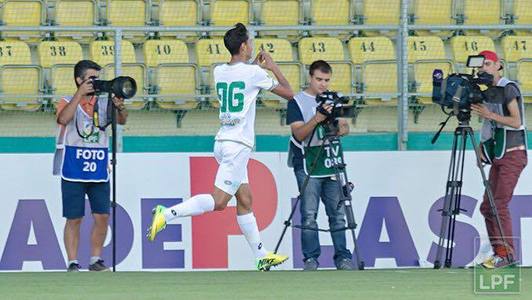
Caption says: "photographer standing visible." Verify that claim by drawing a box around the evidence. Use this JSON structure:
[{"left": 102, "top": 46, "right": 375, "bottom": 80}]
[
  {"left": 53, "top": 60, "right": 128, "bottom": 272},
  {"left": 287, "top": 60, "right": 352, "bottom": 271},
  {"left": 471, "top": 50, "right": 527, "bottom": 269}
]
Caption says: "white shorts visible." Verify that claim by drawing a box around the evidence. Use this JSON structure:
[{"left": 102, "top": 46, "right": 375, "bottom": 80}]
[{"left": 214, "top": 140, "right": 251, "bottom": 195}]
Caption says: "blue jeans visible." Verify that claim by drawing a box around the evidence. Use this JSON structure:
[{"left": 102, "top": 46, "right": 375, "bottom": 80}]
[{"left": 294, "top": 168, "right": 352, "bottom": 265}]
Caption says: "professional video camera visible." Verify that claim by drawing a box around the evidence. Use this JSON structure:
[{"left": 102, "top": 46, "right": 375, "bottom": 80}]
[
  {"left": 90, "top": 76, "right": 137, "bottom": 99},
  {"left": 315, "top": 91, "right": 356, "bottom": 132},
  {"left": 432, "top": 55, "right": 496, "bottom": 110}
]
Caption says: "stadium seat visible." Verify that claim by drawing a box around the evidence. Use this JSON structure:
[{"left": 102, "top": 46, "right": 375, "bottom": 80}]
[
  {"left": 196, "top": 39, "right": 230, "bottom": 67},
  {"left": 104, "top": 64, "right": 147, "bottom": 109},
  {"left": 348, "top": 36, "right": 395, "bottom": 64},
  {"left": 298, "top": 37, "right": 345, "bottom": 65},
  {"left": 348, "top": 37, "right": 396, "bottom": 105},
  {"left": 106, "top": 0, "right": 147, "bottom": 40},
  {"left": 210, "top": 0, "right": 249, "bottom": 26},
  {"left": 517, "top": 60, "right": 532, "bottom": 104},
  {"left": 50, "top": 64, "right": 77, "bottom": 98},
  {"left": 360, "top": 0, "right": 400, "bottom": 36},
  {"left": 261, "top": 63, "right": 302, "bottom": 109},
  {"left": 501, "top": 36, "right": 532, "bottom": 63},
  {"left": 253, "top": 38, "right": 293, "bottom": 62},
  {"left": 407, "top": 36, "right": 446, "bottom": 62},
  {"left": 258, "top": 0, "right": 300, "bottom": 39},
  {"left": 0, "top": 0, "right": 45, "bottom": 40},
  {"left": 463, "top": 0, "right": 502, "bottom": 37},
  {"left": 328, "top": 62, "right": 354, "bottom": 96},
  {"left": 157, "top": 0, "right": 199, "bottom": 40},
  {"left": 54, "top": 0, "right": 98, "bottom": 41},
  {"left": 260, "top": 0, "right": 299, "bottom": 25},
  {"left": 89, "top": 40, "right": 137, "bottom": 66},
  {"left": 513, "top": 0, "right": 532, "bottom": 36},
  {"left": 143, "top": 39, "right": 189, "bottom": 67},
  {"left": 155, "top": 64, "right": 199, "bottom": 110},
  {"left": 310, "top": 0, "right": 350, "bottom": 25},
  {"left": 37, "top": 41, "right": 83, "bottom": 68},
  {"left": 407, "top": 36, "right": 452, "bottom": 105},
  {"left": 411, "top": 0, "right": 454, "bottom": 37},
  {"left": 0, "top": 41, "right": 42, "bottom": 110},
  {"left": 450, "top": 36, "right": 495, "bottom": 64}
]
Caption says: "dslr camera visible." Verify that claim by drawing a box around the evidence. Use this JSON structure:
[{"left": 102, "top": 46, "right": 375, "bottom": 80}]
[
  {"left": 432, "top": 55, "right": 501, "bottom": 111},
  {"left": 89, "top": 76, "right": 137, "bottom": 99}
]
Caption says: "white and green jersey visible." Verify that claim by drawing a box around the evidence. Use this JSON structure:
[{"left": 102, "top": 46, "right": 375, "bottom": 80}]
[{"left": 214, "top": 62, "right": 278, "bottom": 148}]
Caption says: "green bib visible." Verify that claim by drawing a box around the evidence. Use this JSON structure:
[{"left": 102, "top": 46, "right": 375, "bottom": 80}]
[
  {"left": 482, "top": 128, "right": 506, "bottom": 163},
  {"left": 304, "top": 138, "right": 344, "bottom": 177}
]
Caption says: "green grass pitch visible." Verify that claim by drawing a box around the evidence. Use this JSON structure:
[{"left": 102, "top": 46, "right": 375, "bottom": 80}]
[{"left": 1, "top": 268, "right": 530, "bottom": 299}]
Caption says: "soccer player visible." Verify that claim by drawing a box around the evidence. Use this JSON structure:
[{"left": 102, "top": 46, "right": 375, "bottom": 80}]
[{"left": 147, "top": 23, "right": 294, "bottom": 271}]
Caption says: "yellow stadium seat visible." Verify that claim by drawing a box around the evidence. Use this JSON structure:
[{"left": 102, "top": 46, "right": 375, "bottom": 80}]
[
  {"left": 407, "top": 36, "right": 446, "bottom": 63},
  {"left": 261, "top": 0, "right": 299, "bottom": 25},
  {"left": 412, "top": 0, "right": 453, "bottom": 37},
  {"left": 253, "top": 38, "right": 293, "bottom": 62},
  {"left": 0, "top": 41, "right": 42, "bottom": 110},
  {"left": 517, "top": 60, "right": 532, "bottom": 103},
  {"left": 54, "top": 0, "right": 98, "bottom": 40},
  {"left": 298, "top": 37, "right": 344, "bottom": 65},
  {"left": 362, "top": 0, "right": 400, "bottom": 24},
  {"left": 501, "top": 36, "right": 532, "bottom": 63},
  {"left": 89, "top": 40, "right": 137, "bottom": 66},
  {"left": 196, "top": 39, "right": 230, "bottom": 67},
  {"left": 210, "top": 0, "right": 249, "bottom": 26},
  {"left": 261, "top": 62, "right": 301, "bottom": 109},
  {"left": 513, "top": 0, "right": 532, "bottom": 36},
  {"left": 463, "top": 0, "right": 502, "bottom": 37},
  {"left": 143, "top": 39, "right": 189, "bottom": 67},
  {"left": 310, "top": 0, "right": 350, "bottom": 25},
  {"left": 362, "top": 62, "right": 398, "bottom": 105},
  {"left": 414, "top": 62, "right": 453, "bottom": 104},
  {"left": 50, "top": 64, "right": 77, "bottom": 98},
  {"left": 329, "top": 62, "right": 354, "bottom": 96},
  {"left": 159, "top": 0, "right": 198, "bottom": 26},
  {"left": 38, "top": 41, "right": 83, "bottom": 68},
  {"left": 104, "top": 63, "right": 147, "bottom": 109},
  {"left": 348, "top": 36, "right": 395, "bottom": 64},
  {"left": 106, "top": 0, "right": 146, "bottom": 26},
  {"left": 1, "top": 0, "right": 44, "bottom": 40},
  {"left": 155, "top": 64, "right": 199, "bottom": 110},
  {"left": 450, "top": 36, "right": 495, "bottom": 64}
]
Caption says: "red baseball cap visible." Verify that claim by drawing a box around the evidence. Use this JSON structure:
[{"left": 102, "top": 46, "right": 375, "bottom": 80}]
[{"left": 479, "top": 50, "right": 503, "bottom": 70}]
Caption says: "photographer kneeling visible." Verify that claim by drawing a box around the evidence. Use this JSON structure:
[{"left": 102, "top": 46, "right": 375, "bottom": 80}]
[
  {"left": 471, "top": 50, "right": 527, "bottom": 269},
  {"left": 287, "top": 60, "right": 353, "bottom": 271}
]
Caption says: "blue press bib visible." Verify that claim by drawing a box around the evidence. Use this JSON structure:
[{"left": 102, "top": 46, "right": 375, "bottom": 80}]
[{"left": 62, "top": 145, "right": 109, "bottom": 182}]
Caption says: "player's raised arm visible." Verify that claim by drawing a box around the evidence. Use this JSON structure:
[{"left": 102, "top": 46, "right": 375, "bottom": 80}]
[{"left": 254, "top": 51, "right": 294, "bottom": 100}]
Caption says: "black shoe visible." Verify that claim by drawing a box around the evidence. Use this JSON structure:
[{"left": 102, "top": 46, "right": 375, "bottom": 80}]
[
  {"left": 67, "top": 262, "right": 81, "bottom": 272},
  {"left": 336, "top": 258, "right": 354, "bottom": 270},
  {"left": 89, "top": 259, "right": 110, "bottom": 272},
  {"left": 303, "top": 258, "right": 319, "bottom": 271}
]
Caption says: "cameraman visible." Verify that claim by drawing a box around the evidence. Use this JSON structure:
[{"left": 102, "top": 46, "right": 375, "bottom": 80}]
[
  {"left": 53, "top": 60, "right": 128, "bottom": 272},
  {"left": 471, "top": 50, "right": 527, "bottom": 269},
  {"left": 286, "top": 60, "right": 352, "bottom": 271}
]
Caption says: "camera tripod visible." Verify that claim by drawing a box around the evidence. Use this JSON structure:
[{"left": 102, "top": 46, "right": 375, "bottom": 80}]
[
  {"left": 432, "top": 110, "right": 513, "bottom": 268},
  {"left": 272, "top": 131, "right": 365, "bottom": 270}
]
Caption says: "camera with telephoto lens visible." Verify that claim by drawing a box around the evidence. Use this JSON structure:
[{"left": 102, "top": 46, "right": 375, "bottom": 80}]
[
  {"left": 315, "top": 90, "right": 356, "bottom": 134},
  {"left": 432, "top": 55, "right": 502, "bottom": 111},
  {"left": 89, "top": 76, "right": 137, "bottom": 99}
]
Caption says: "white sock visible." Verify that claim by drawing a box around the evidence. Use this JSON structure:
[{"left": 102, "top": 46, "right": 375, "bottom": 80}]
[
  {"left": 237, "top": 212, "right": 268, "bottom": 259},
  {"left": 90, "top": 256, "right": 101, "bottom": 265},
  {"left": 164, "top": 194, "right": 215, "bottom": 222},
  {"left": 68, "top": 259, "right": 78, "bottom": 266}
]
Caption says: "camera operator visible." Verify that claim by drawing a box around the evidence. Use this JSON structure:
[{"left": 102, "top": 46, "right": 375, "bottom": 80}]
[
  {"left": 470, "top": 50, "right": 527, "bottom": 269},
  {"left": 53, "top": 60, "right": 128, "bottom": 272},
  {"left": 286, "top": 60, "right": 352, "bottom": 271}
]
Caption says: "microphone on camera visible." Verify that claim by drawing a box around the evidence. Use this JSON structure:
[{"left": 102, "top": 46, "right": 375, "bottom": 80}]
[{"left": 432, "top": 69, "right": 443, "bottom": 104}]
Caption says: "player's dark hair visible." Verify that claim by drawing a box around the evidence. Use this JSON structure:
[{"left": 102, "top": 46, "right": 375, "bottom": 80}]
[
  {"left": 309, "top": 60, "right": 332, "bottom": 76},
  {"left": 224, "top": 23, "right": 249, "bottom": 56}
]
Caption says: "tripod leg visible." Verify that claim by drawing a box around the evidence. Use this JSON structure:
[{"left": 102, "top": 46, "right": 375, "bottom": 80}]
[
  {"left": 434, "top": 128, "right": 461, "bottom": 269},
  {"left": 467, "top": 128, "right": 514, "bottom": 263}
]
